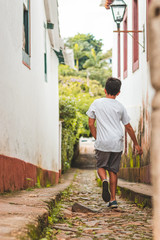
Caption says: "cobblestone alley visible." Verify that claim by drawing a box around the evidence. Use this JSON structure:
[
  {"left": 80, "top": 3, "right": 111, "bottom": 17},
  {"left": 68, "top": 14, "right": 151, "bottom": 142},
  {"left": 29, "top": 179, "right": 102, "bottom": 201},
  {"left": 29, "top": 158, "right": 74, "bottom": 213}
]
[{"left": 51, "top": 169, "right": 152, "bottom": 240}]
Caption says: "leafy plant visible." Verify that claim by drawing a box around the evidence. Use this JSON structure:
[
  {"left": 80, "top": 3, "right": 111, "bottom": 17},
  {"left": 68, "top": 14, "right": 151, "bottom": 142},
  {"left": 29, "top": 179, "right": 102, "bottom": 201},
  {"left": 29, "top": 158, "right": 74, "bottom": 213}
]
[
  {"left": 59, "top": 76, "right": 104, "bottom": 172},
  {"left": 65, "top": 33, "right": 103, "bottom": 70}
]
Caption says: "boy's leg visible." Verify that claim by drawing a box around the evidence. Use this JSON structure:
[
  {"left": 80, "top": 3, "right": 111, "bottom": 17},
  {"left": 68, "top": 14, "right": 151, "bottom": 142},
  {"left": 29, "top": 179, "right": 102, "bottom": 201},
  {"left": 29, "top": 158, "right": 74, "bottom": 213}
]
[
  {"left": 108, "top": 171, "right": 117, "bottom": 201},
  {"left": 98, "top": 168, "right": 110, "bottom": 202},
  {"left": 107, "top": 152, "right": 122, "bottom": 202},
  {"left": 97, "top": 168, "right": 107, "bottom": 181}
]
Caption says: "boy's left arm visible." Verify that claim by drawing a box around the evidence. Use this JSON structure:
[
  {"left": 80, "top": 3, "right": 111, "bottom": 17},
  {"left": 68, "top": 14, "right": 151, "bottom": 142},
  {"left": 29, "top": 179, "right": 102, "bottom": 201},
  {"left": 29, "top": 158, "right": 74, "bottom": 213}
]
[
  {"left": 88, "top": 118, "right": 96, "bottom": 139},
  {"left": 125, "top": 123, "right": 143, "bottom": 155}
]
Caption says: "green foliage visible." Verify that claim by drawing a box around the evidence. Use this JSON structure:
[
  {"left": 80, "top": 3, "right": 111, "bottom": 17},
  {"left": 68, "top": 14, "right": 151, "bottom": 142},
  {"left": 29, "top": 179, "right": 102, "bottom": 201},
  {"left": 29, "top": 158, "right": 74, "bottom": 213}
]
[
  {"left": 59, "top": 76, "right": 104, "bottom": 172},
  {"left": 58, "top": 64, "right": 78, "bottom": 77},
  {"left": 24, "top": 187, "right": 72, "bottom": 240},
  {"left": 59, "top": 51, "right": 112, "bottom": 87},
  {"left": 97, "top": 178, "right": 102, "bottom": 187},
  {"left": 81, "top": 48, "right": 112, "bottom": 86},
  {"left": 59, "top": 33, "right": 111, "bottom": 171},
  {"left": 95, "top": 170, "right": 102, "bottom": 187},
  {"left": 66, "top": 33, "right": 103, "bottom": 53},
  {"left": 83, "top": 49, "right": 106, "bottom": 69},
  {"left": 48, "top": 201, "right": 64, "bottom": 225},
  {"left": 64, "top": 33, "right": 112, "bottom": 85},
  {"left": 102, "top": 48, "right": 112, "bottom": 60},
  {"left": 65, "top": 33, "right": 103, "bottom": 70},
  {"left": 88, "top": 67, "right": 112, "bottom": 87},
  {"left": 36, "top": 176, "right": 41, "bottom": 188},
  {"left": 73, "top": 43, "right": 86, "bottom": 70},
  {"left": 59, "top": 96, "right": 76, "bottom": 120}
]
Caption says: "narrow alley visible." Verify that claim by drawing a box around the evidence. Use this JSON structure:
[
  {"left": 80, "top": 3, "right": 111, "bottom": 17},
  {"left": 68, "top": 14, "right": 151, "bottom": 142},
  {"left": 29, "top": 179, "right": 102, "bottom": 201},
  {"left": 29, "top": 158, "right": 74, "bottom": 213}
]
[
  {"left": 51, "top": 169, "right": 152, "bottom": 240},
  {"left": 0, "top": 138, "right": 153, "bottom": 239},
  {"left": 0, "top": 0, "right": 159, "bottom": 239},
  {"left": 39, "top": 138, "right": 152, "bottom": 240}
]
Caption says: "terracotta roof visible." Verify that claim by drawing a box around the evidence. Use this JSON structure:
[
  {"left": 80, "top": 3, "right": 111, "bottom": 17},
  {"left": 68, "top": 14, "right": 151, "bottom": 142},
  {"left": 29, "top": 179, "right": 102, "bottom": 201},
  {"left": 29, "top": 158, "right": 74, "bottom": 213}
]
[{"left": 105, "top": 0, "right": 114, "bottom": 9}]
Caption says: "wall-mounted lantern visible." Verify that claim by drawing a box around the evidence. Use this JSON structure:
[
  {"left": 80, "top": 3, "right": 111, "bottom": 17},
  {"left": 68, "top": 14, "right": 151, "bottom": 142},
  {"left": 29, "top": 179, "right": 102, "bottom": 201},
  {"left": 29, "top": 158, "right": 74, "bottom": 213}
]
[
  {"left": 110, "top": 0, "right": 127, "bottom": 30},
  {"left": 110, "top": 0, "right": 145, "bottom": 51}
]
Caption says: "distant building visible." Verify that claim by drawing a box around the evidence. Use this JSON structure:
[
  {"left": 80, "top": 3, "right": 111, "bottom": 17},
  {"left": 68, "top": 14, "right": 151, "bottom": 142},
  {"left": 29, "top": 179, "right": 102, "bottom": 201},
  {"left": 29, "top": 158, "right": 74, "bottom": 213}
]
[
  {"left": 0, "top": 0, "right": 62, "bottom": 192},
  {"left": 101, "top": 0, "right": 153, "bottom": 184},
  {"left": 63, "top": 47, "right": 76, "bottom": 69},
  {"left": 55, "top": 38, "right": 75, "bottom": 69}
]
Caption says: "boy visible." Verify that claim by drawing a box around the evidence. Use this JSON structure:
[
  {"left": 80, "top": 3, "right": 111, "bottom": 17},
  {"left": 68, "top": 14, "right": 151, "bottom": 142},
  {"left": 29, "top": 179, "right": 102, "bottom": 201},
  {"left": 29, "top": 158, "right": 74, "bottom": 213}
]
[{"left": 86, "top": 77, "right": 143, "bottom": 208}]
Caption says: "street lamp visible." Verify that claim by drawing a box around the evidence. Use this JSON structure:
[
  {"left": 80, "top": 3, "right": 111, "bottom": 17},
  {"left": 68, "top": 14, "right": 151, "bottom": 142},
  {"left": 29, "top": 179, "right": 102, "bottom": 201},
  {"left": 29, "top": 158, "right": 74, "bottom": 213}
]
[
  {"left": 110, "top": 0, "right": 127, "bottom": 30},
  {"left": 109, "top": 0, "right": 145, "bottom": 51}
]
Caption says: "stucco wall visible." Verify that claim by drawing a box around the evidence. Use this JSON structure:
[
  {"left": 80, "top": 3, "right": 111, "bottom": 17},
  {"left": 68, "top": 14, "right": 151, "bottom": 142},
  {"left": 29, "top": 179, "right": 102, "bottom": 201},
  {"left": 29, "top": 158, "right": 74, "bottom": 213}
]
[
  {"left": 112, "top": 0, "right": 154, "bottom": 178},
  {"left": 113, "top": 1, "right": 153, "bottom": 143},
  {"left": 0, "top": 0, "right": 60, "bottom": 173}
]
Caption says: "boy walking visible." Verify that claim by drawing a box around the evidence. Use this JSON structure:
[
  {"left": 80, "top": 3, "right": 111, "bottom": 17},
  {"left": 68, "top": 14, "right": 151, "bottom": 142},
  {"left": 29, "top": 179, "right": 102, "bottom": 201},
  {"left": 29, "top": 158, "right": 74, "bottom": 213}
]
[{"left": 86, "top": 77, "right": 143, "bottom": 208}]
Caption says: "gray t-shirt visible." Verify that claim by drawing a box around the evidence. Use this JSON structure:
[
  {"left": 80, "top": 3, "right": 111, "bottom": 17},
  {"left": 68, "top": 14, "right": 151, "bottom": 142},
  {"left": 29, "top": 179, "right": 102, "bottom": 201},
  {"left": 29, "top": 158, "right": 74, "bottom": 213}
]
[{"left": 86, "top": 98, "right": 130, "bottom": 152}]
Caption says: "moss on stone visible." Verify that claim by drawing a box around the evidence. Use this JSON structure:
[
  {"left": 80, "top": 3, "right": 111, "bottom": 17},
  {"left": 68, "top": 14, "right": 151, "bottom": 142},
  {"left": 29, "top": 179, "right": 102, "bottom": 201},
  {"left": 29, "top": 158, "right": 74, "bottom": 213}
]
[{"left": 136, "top": 155, "right": 140, "bottom": 168}]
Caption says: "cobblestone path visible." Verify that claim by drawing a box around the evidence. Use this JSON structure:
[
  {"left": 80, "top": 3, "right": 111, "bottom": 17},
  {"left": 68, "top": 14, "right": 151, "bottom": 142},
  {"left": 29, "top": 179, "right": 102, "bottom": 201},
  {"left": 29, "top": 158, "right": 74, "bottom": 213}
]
[{"left": 52, "top": 170, "right": 152, "bottom": 240}]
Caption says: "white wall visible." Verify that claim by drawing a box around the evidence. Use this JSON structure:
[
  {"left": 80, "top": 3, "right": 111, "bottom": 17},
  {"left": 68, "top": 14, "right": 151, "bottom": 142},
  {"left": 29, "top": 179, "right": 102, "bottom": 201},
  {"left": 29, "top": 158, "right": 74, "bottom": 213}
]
[
  {"left": 112, "top": 0, "right": 154, "bottom": 135},
  {"left": 0, "top": 0, "right": 60, "bottom": 172}
]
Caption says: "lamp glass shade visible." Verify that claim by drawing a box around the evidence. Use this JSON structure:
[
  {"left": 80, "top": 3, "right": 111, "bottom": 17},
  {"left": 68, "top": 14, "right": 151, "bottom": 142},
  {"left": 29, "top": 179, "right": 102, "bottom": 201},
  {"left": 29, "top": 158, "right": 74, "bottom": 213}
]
[{"left": 110, "top": 0, "right": 127, "bottom": 24}]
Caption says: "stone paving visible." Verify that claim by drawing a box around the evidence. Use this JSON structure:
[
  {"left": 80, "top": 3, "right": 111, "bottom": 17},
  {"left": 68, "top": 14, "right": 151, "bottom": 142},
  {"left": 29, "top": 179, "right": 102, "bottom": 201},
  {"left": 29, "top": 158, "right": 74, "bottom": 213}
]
[
  {"left": 52, "top": 169, "right": 152, "bottom": 240},
  {"left": 0, "top": 170, "right": 75, "bottom": 240}
]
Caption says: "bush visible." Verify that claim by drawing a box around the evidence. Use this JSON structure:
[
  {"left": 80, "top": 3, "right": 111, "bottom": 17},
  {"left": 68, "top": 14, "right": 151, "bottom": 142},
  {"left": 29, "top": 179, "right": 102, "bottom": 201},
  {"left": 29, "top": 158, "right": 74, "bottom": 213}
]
[
  {"left": 59, "top": 75, "right": 104, "bottom": 172},
  {"left": 59, "top": 64, "right": 78, "bottom": 77}
]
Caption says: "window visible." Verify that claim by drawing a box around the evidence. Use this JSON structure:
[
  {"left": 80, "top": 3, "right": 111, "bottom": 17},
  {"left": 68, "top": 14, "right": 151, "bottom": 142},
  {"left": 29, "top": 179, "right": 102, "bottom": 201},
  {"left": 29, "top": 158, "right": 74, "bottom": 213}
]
[
  {"left": 44, "top": 52, "right": 47, "bottom": 81},
  {"left": 132, "top": 0, "right": 139, "bottom": 72},
  {"left": 123, "top": 10, "right": 128, "bottom": 79},
  {"left": 22, "top": 0, "right": 31, "bottom": 69},
  {"left": 44, "top": 23, "right": 47, "bottom": 82},
  {"left": 118, "top": 32, "right": 121, "bottom": 78}
]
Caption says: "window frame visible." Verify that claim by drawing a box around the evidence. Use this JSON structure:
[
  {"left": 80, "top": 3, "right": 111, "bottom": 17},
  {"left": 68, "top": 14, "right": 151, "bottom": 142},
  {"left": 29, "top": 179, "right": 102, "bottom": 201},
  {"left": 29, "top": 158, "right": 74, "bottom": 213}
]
[
  {"left": 132, "top": 0, "right": 139, "bottom": 72},
  {"left": 117, "top": 31, "right": 121, "bottom": 79},
  {"left": 123, "top": 9, "right": 128, "bottom": 79},
  {"left": 22, "top": 0, "right": 31, "bottom": 69}
]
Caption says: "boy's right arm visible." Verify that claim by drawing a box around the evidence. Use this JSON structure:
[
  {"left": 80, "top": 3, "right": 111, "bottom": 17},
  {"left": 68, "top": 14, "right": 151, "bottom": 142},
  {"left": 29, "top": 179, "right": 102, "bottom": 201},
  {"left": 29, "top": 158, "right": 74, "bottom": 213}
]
[
  {"left": 125, "top": 123, "right": 143, "bottom": 155},
  {"left": 88, "top": 118, "right": 96, "bottom": 139}
]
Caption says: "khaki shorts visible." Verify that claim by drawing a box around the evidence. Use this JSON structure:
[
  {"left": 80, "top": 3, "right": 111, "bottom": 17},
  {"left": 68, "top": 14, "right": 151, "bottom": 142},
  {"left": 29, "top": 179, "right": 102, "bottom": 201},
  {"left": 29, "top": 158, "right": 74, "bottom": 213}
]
[{"left": 95, "top": 150, "right": 122, "bottom": 173}]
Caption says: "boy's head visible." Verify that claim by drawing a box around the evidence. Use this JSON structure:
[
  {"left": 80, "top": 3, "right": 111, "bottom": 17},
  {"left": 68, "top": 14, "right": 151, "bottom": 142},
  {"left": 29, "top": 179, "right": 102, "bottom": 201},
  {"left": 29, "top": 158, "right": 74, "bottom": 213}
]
[{"left": 105, "top": 77, "right": 121, "bottom": 96}]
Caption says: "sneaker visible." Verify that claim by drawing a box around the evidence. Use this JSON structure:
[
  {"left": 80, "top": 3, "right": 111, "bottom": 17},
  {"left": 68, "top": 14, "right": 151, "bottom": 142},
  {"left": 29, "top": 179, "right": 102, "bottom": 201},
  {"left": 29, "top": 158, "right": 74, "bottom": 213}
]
[
  {"left": 102, "top": 180, "right": 110, "bottom": 202},
  {"left": 107, "top": 200, "right": 118, "bottom": 208}
]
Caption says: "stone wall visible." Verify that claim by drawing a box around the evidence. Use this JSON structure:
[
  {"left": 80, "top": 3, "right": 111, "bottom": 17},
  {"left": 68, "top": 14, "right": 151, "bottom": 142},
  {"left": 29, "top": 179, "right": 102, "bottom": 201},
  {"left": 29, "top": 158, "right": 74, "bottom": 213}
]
[{"left": 118, "top": 165, "right": 151, "bottom": 184}]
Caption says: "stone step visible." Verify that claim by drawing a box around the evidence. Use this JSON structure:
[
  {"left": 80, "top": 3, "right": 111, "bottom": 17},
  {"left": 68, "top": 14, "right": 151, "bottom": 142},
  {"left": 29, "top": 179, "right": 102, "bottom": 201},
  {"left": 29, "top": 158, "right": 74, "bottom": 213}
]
[
  {"left": 72, "top": 154, "right": 97, "bottom": 169},
  {"left": 117, "top": 178, "right": 152, "bottom": 208}
]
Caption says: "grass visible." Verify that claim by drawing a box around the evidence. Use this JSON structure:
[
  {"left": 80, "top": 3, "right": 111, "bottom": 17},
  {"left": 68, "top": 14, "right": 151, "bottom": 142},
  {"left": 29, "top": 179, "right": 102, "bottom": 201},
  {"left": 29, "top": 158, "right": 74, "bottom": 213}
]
[{"left": 21, "top": 185, "right": 73, "bottom": 240}]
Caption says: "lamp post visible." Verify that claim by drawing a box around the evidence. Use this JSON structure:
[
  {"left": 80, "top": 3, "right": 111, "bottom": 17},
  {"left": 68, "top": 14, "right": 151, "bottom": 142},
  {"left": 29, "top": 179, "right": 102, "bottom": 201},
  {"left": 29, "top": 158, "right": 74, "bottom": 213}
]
[
  {"left": 110, "top": 0, "right": 127, "bottom": 30},
  {"left": 109, "top": 0, "right": 145, "bottom": 51}
]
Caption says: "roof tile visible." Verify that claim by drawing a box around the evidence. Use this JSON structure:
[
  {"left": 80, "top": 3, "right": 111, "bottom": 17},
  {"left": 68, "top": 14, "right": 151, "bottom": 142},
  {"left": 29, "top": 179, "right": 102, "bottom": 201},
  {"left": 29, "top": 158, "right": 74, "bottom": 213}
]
[{"left": 105, "top": 0, "right": 114, "bottom": 9}]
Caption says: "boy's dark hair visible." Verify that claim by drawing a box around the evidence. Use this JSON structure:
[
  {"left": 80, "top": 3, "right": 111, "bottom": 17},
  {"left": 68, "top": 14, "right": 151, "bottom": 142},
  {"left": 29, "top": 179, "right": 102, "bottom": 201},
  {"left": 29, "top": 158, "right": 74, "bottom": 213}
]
[{"left": 105, "top": 77, "right": 121, "bottom": 96}]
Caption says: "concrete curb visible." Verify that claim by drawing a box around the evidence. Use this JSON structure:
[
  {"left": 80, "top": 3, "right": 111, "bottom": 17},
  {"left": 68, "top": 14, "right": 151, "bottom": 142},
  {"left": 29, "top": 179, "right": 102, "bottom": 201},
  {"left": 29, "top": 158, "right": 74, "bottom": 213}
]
[
  {"left": 0, "top": 169, "right": 76, "bottom": 240},
  {"left": 117, "top": 178, "right": 152, "bottom": 208}
]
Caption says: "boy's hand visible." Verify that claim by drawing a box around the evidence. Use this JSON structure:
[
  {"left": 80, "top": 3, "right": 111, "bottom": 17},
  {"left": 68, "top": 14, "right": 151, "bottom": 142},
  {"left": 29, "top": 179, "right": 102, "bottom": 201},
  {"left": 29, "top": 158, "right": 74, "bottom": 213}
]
[
  {"left": 125, "top": 124, "right": 143, "bottom": 155},
  {"left": 135, "top": 145, "right": 143, "bottom": 155}
]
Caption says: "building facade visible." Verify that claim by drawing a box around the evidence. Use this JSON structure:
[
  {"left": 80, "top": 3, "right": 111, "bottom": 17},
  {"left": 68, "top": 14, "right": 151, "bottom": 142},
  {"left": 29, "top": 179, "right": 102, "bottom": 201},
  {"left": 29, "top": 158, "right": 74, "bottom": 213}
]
[
  {"left": 102, "top": 0, "right": 154, "bottom": 184},
  {"left": 0, "top": 0, "right": 62, "bottom": 192}
]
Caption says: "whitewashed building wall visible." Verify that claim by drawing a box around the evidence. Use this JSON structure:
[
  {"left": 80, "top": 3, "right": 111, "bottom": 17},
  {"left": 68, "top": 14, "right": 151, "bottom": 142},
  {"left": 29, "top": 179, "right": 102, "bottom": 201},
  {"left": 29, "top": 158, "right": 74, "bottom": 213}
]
[
  {"left": 112, "top": 0, "right": 153, "bottom": 145},
  {"left": 0, "top": 0, "right": 61, "bottom": 191},
  {"left": 111, "top": 0, "right": 154, "bottom": 183}
]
